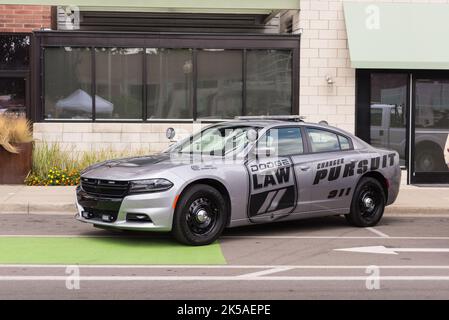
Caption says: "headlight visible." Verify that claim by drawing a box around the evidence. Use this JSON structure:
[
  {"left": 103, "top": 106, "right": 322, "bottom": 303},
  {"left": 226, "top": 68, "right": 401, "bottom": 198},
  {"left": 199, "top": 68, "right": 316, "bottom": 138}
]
[{"left": 129, "top": 178, "right": 173, "bottom": 194}]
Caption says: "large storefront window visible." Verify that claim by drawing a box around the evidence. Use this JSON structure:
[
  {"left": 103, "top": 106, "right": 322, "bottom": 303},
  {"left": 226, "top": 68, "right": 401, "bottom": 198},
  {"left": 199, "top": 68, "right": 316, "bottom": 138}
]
[
  {"left": 356, "top": 70, "right": 449, "bottom": 184},
  {"left": 44, "top": 47, "right": 92, "bottom": 119},
  {"left": 246, "top": 50, "right": 292, "bottom": 116},
  {"left": 197, "top": 49, "right": 243, "bottom": 119},
  {"left": 146, "top": 48, "right": 193, "bottom": 119},
  {"left": 0, "top": 34, "right": 30, "bottom": 117},
  {"left": 38, "top": 33, "right": 299, "bottom": 122},
  {"left": 95, "top": 48, "right": 143, "bottom": 120}
]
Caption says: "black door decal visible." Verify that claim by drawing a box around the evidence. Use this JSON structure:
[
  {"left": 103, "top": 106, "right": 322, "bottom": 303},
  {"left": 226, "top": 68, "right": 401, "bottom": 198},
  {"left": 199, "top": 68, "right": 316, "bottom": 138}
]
[{"left": 245, "top": 157, "right": 297, "bottom": 223}]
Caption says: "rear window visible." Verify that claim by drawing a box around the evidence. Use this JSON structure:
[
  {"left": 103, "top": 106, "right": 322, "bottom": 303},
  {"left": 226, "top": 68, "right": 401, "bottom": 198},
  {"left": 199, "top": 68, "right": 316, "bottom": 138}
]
[{"left": 338, "top": 135, "right": 351, "bottom": 150}]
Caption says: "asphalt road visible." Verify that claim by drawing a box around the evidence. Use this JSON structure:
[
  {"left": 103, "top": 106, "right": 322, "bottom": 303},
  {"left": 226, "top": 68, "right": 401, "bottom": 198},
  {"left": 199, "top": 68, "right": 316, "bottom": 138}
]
[{"left": 0, "top": 213, "right": 448, "bottom": 299}]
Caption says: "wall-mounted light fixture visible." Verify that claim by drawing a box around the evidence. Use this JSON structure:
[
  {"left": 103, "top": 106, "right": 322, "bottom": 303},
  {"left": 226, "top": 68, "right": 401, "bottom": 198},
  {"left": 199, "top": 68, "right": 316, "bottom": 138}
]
[{"left": 325, "top": 75, "right": 334, "bottom": 85}]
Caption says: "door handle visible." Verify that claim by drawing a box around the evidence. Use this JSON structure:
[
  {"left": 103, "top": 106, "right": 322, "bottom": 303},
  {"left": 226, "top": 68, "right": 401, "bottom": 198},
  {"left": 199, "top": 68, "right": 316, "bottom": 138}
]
[{"left": 299, "top": 165, "right": 310, "bottom": 171}]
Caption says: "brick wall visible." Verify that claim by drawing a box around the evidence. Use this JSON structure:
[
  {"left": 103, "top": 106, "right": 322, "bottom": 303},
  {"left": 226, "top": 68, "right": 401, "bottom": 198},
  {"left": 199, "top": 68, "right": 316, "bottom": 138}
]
[
  {"left": 297, "top": 0, "right": 449, "bottom": 134},
  {"left": 33, "top": 122, "right": 207, "bottom": 154},
  {"left": 0, "top": 4, "right": 51, "bottom": 32}
]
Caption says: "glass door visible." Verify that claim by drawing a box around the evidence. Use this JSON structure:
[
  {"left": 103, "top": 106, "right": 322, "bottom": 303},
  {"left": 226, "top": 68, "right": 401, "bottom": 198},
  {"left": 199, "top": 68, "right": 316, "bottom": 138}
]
[
  {"left": 369, "top": 73, "right": 409, "bottom": 167},
  {"left": 411, "top": 74, "right": 449, "bottom": 183}
]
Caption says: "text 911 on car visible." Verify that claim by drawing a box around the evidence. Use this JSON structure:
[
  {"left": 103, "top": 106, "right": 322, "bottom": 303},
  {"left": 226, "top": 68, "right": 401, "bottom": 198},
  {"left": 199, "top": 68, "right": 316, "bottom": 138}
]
[{"left": 76, "top": 116, "right": 401, "bottom": 245}]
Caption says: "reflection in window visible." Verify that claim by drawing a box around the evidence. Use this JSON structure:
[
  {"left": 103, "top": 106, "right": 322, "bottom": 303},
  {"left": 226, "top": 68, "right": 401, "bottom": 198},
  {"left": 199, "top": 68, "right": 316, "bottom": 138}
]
[
  {"left": 0, "top": 77, "right": 26, "bottom": 116},
  {"left": 258, "top": 127, "right": 303, "bottom": 156},
  {"left": 246, "top": 50, "right": 292, "bottom": 116},
  {"left": 0, "top": 35, "right": 30, "bottom": 70},
  {"left": 370, "top": 108, "right": 383, "bottom": 127},
  {"left": 306, "top": 128, "right": 340, "bottom": 153},
  {"left": 370, "top": 73, "right": 408, "bottom": 166},
  {"left": 197, "top": 49, "right": 242, "bottom": 119},
  {"left": 147, "top": 48, "right": 193, "bottom": 119},
  {"left": 414, "top": 79, "right": 449, "bottom": 172},
  {"left": 415, "top": 79, "right": 449, "bottom": 129},
  {"left": 338, "top": 135, "right": 351, "bottom": 150},
  {"left": 44, "top": 47, "right": 92, "bottom": 119},
  {"left": 176, "top": 125, "right": 254, "bottom": 156},
  {"left": 96, "top": 48, "right": 143, "bottom": 119}
]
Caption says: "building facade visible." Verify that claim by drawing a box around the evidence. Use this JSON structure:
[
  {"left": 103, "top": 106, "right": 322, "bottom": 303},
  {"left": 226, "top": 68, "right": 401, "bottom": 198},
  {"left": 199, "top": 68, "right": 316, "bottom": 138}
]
[{"left": 1, "top": 0, "right": 448, "bottom": 184}]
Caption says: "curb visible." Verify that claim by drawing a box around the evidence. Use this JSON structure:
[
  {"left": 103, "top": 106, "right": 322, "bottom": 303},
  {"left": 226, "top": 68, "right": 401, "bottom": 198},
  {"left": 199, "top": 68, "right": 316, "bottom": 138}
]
[
  {"left": 384, "top": 206, "right": 449, "bottom": 215},
  {"left": 0, "top": 203, "right": 77, "bottom": 215}
]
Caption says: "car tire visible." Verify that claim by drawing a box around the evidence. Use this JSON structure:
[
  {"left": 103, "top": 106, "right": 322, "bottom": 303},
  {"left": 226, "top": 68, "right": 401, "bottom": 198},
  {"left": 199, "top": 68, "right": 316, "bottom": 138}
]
[
  {"left": 172, "top": 184, "right": 228, "bottom": 246},
  {"left": 345, "top": 177, "right": 386, "bottom": 227}
]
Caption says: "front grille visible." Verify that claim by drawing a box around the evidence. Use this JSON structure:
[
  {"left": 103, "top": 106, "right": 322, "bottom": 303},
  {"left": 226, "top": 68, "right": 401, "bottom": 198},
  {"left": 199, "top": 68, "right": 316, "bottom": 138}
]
[{"left": 81, "top": 178, "right": 129, "bottom": 198}]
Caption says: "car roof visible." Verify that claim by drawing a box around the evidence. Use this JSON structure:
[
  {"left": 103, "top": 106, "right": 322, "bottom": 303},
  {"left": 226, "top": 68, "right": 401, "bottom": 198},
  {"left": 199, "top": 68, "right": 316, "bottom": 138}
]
[{"left": 216, "top": 120, "right": 347, "bottom": 133}]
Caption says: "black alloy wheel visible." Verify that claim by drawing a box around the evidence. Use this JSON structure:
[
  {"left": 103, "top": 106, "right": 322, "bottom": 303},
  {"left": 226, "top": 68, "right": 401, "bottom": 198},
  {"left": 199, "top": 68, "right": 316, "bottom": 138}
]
[
  {"left": 172, "top": 184, "right": 228, "bottom": 246},
  {"left": 345, "top": 177, "right": 386, "bottom": 227}
]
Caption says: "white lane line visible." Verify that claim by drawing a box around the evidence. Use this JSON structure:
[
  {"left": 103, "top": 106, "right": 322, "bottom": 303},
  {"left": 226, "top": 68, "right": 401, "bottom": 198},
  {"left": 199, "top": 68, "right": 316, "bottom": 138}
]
[
  {"left": 236, "top": 267, "right": 294, "bottom": 278},
  {"left": 223, "top": 236, "right": 449, "bottom": 240},
  {"left": 1, "top": 234, "right": 449, "bottom": 240},
  {"left": 365, "top": 227, "right": 390, "bottom": 238},
  {"left": 1, "top": 264, "right": 449, "bottom": 269},
  {"left": 1, "top": 276, "right": 449, "bottom": 281}
]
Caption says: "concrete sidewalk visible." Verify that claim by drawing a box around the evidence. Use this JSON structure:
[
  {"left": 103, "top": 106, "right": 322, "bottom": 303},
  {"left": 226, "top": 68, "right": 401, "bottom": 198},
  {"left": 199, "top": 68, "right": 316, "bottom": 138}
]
[
  {"left": 0, "top": 183, "right": 448, "bottom": 215},
  {"left": 0, "top": 185, "right": 76, "bottom": 215}
]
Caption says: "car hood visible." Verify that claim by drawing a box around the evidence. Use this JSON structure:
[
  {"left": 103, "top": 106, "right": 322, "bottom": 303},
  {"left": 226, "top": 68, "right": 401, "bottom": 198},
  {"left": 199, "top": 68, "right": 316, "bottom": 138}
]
[{"left": 81, "top": 153, "right": 186, "bottom": 180}]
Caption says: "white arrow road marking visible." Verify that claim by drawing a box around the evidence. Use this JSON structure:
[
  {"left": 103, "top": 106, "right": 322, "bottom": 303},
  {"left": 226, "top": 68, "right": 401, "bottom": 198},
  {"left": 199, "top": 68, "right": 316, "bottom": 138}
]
[{"left": 335, "top": 246, "right": 449, "bottom": 255}]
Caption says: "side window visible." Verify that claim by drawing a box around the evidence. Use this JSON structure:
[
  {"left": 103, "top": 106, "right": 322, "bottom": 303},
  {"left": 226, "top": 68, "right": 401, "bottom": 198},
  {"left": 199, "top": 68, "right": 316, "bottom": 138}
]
[
  {"left": 306, "top": 128, "right": 340, "bottom": 153},
  {"left": 258, "top": 127, "right": 304, "bottom": 156},
  {"left": 338, "top": 135, "right": 351, "bottom": 150}
]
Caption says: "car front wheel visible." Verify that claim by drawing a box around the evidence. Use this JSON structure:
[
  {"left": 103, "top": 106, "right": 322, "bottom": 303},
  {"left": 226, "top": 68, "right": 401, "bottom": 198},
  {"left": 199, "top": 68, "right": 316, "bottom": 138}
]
[
  {"left": 172, "top": 184, "right": 228, "bottom": 246},
  {"left": 345, "top": 177, "right": 386, "bottom": 227}
]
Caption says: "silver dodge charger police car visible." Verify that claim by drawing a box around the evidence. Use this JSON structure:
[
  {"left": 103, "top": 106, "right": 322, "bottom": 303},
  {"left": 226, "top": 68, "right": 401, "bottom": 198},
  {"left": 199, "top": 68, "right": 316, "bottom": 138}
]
[{"left": 76, "top": 116, "right": 401, "bottom": 245}]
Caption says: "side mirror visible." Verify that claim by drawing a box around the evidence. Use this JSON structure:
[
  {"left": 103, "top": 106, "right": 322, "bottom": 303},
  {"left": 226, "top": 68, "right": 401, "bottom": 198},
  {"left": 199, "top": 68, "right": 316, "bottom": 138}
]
[{"left": 166, "top": 127, "right": 176, "bottom": 140}]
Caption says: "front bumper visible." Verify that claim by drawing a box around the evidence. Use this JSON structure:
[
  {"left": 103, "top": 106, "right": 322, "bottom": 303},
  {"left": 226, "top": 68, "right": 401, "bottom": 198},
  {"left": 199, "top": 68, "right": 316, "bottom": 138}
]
[{"left": 75, "top": 186, "right": 176, "bottom": 231}]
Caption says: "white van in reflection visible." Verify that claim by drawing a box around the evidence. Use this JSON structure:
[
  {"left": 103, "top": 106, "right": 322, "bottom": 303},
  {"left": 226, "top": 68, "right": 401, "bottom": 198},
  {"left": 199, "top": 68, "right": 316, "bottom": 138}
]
[{"left": 370, "top": 104, "right": 449, "bottom": 172}]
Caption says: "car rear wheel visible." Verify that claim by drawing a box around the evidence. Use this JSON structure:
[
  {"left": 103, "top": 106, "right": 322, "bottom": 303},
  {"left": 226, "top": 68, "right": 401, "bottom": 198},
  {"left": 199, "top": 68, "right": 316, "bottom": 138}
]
[
  {"left": 345, "top": 177, "right": 385, "bottom": 227},
  {"left": 172, "top": 184, "right": 228, "bottom": 246}
]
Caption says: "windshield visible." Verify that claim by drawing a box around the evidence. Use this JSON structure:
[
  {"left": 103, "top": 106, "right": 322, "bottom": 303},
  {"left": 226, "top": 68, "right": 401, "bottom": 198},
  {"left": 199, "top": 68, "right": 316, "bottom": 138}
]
[{"left": 170, "top": 125, "right": 259, "bottom": 157}]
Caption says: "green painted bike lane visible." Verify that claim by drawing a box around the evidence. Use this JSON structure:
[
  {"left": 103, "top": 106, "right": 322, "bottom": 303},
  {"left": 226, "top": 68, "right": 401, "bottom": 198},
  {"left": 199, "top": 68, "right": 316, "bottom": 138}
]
[{"left": 0, "top": 237, "right": 226, "bottom": 265}]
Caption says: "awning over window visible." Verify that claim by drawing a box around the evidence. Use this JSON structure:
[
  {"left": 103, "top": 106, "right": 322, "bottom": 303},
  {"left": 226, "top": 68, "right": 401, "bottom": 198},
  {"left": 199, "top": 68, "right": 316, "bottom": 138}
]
[
  {"left": 0, "top": 0, "right": 300, "bottom": 14},
  {"left": 343, "top": 2, "right": 449, "bottom": 69}
]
